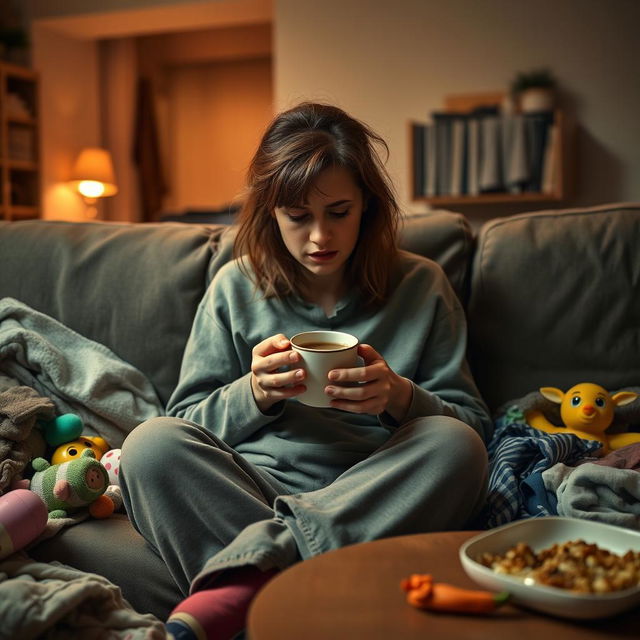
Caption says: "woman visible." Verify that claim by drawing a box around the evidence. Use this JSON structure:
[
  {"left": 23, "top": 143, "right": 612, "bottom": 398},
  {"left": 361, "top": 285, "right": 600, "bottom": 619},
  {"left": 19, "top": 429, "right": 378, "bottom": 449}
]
[{"left": 120, "top": 102, "right": 491, "bottom": 640}]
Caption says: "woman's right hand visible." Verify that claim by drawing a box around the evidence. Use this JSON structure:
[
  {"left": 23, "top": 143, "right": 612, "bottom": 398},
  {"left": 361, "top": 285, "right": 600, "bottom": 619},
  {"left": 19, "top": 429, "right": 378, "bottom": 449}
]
[{"left": 250, "top": 334, "right": 306, "bottom": 412}]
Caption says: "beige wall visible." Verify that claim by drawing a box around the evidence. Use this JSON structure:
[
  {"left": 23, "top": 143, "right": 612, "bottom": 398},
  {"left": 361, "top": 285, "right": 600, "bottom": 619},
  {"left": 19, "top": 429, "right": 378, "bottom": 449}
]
[
  {"left": 30, "top": 1, "right": 272, "bottom": 220},
  {"left": 29, "top": 0, "right": 640, "bottom": 223},
  {"left": 275, "top": 0, "right": 640, "bottom": 222},
  {"left": 166, "top": 56, "right": 272, "bottom": 210},
  {"left": 31, "top": 22, "right": 101, "bottom": 221}
]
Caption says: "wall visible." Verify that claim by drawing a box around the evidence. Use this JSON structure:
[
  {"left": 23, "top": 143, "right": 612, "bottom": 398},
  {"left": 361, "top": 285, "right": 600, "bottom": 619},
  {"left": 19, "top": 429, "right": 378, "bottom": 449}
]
[
  {"left": 28, "top": 0, "right": 272, "bottom": 220},
  {"left": 136, "top": 22, "right": 273, "bottom": 214},
  {"left": 165, "top": 57, "right": 272, "bottom": 211},
  {"left": 27, "top": 0, "right": 640, "bottom": 223},
  {"left": 31, "top": 22, "right": 101, "bottom": 221},
  {"left": 275, "top": 0, "right": 640, "bottom": 222}
]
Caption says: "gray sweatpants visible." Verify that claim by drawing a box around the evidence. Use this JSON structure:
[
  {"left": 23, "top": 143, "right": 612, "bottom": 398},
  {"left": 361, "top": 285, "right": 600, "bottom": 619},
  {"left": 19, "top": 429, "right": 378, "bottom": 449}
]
[{"left": 119, "top": 415, "right": 488, "bottom": 596}]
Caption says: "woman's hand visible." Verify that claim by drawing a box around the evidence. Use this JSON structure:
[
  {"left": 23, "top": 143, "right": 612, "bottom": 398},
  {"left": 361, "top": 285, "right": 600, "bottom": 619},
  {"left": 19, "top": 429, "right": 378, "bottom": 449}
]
[
  {"left": 325, "top": 344, "right": 413, "bottom": 421},
  {"left": 250, "top": 334, "right": 306, "bottom": 413}
]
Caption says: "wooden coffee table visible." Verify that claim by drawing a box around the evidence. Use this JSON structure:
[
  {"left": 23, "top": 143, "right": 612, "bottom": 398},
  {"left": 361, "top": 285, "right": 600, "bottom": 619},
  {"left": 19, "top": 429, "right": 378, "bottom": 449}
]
[{"left": 247, "top": 530, "right": 639, "bottom": 639}]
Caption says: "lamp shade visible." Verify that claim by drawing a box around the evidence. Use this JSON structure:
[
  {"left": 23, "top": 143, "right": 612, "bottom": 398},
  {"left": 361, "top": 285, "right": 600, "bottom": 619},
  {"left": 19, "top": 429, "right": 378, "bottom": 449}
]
[{"left": 69, "top": 147, "right": 118, "bottom": 199}]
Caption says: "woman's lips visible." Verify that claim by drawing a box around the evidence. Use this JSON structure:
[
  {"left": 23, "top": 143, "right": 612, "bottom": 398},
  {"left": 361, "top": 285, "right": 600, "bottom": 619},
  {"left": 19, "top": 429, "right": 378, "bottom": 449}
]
[{"left": 308, "top": 250, "right": 338, "bottom": 262}]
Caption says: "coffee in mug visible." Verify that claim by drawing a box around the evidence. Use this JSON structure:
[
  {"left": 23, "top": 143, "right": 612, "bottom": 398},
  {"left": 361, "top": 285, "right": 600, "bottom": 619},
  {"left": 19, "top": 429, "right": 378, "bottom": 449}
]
[{"left": 290, "top": 330, "right": 359, "bottom": 407}]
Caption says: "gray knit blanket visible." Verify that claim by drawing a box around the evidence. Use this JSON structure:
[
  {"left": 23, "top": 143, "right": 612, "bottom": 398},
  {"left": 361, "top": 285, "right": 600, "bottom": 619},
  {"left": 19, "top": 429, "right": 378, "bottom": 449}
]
[
  {"left": 0, "top": 297, "right": 163, "bottom": 449},
  {"left": 0, "top": 553, "right": 165, "bottom": 639}
]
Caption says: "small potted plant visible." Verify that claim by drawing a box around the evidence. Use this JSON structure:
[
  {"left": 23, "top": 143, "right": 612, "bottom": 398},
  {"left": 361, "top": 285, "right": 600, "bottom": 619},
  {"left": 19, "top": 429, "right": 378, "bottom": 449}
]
[{"left": 510, "top": 68, "right": 556, "bottom": 113}]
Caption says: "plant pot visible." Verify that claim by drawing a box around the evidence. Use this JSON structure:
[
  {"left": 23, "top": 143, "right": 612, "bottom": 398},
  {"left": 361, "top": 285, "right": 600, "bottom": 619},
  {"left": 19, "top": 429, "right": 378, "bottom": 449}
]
[{"left": 519, "top": 87, "right": 555, "bottom": 113}]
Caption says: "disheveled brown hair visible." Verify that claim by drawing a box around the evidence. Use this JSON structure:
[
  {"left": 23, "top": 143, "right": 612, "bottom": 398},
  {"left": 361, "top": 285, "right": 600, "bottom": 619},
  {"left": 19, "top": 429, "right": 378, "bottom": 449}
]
[{"left": 234, "top": 102, "right": 401, "bottom": 307}]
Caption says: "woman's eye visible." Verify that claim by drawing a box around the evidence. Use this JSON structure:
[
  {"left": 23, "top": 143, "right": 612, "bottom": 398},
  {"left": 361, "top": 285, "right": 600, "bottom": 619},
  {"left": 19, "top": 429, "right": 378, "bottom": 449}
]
[
  {"left": 329, "top": 209, "right": 349, "bottom": 218},
  {"left": 286, "top": 213, "right": 308, "bottom": 223}
]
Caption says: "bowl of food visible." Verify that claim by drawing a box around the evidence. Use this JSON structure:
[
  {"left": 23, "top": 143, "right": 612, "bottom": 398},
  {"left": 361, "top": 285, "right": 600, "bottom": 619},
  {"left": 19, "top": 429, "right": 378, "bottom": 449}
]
[{"left": 459, "top": 517, "right": 640, "bottom": 619}]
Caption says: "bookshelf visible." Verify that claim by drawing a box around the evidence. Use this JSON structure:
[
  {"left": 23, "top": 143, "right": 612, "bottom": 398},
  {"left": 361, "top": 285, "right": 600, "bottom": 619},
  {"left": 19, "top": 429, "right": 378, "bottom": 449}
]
[
  {"left": 0, "top": 61, "right": 40, "bottom": 221},
  {"left": 410, "top": 92, "right": 567, "bottom": 206}
]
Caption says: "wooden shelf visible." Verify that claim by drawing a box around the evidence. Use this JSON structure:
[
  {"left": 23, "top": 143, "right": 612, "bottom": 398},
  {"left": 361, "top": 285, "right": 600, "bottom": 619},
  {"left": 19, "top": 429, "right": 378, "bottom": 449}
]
[
  {"left": 422, "top": 192, "right": 563, "bottom": 207},
  {"left": 410, "top": 92, "right": 567, "bottom": 206},
  {"left": 7, "top": 114, "right": 37, "bottom": 126},
  {"left": 7, "top": 205, "right": 39, "bottom": 219},
  {"left": 0, "top": 62, "right": 40, "bottom": 221},
  {"left": 3, "top": 159, "right": 38, "bottom": 171}
]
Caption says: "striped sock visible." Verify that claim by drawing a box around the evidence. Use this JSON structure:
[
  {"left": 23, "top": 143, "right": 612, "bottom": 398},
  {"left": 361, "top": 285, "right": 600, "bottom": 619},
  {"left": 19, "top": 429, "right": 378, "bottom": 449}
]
[{"left": 166, "top": 566, "right": 277, "bottom": 640}]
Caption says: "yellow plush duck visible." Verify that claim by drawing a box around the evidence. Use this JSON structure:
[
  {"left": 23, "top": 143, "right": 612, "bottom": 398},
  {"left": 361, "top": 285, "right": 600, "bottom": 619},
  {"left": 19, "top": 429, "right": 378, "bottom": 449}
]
[{"left": 525, "top": 382, "right": 639, "bottom": 455}]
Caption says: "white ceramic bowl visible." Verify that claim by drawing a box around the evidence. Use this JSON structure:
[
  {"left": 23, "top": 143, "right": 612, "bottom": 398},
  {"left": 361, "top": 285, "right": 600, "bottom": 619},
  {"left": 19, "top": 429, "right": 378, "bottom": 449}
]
[{"left": 459, "top": 517, "right": 640, "bottom": 619}]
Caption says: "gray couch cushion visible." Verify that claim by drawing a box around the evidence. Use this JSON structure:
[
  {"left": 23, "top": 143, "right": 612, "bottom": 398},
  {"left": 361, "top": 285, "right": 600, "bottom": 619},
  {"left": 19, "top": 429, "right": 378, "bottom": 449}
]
[
  {"left": 29, "top": 514, "right": 182, "bottom": 620},
  {"left": 467, "top": 202, "right": 640, "bottom": 413},
  {"left": 0, "top": 220, "right": 218, "bottom": 406},
  {"left": 207, "top": 210, "right": 475, "bottom": 303},
  {"left": 398, "top": 211, "right": 474, "bottom": 303}
]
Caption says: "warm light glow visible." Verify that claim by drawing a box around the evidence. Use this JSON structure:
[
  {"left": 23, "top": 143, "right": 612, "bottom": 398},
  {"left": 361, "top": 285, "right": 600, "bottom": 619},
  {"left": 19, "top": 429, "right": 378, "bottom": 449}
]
[
  {"left": 77, "top": 180, "right": 106, "bottom": 198},
  {"left": 69, "top": 147, "right": 118, "bottom": 206}
]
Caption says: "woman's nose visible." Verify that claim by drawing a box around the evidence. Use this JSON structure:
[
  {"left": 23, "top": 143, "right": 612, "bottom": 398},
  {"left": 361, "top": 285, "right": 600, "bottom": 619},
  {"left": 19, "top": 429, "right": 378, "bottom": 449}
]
[{"left": 309, "top": 221, "right": 331, "bottom": 244}]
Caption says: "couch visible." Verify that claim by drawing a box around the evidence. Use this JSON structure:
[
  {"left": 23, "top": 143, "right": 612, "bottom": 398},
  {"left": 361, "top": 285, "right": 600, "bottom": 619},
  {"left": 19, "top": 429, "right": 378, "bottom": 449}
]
[{"left": 0, "top": 201, "right": 638, "bottom": 621}]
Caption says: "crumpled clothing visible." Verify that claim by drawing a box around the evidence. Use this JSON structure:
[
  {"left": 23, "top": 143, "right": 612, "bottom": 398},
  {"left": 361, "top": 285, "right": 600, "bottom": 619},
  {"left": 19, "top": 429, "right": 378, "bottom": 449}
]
[
  {"left": 482, "top": 406, "right": 600, "bottom": 528},
  {"left": 0, "top": 386, "right": 54, "bottom": 491},
  {"left": 0, "top": 297, "right": 163, "bottom": 449},
  {"left": 0, "top": 553, "right": 166, "bottom": 640},
  {"left": 543, "top": 461, "right": 640, "bottom": 529}
]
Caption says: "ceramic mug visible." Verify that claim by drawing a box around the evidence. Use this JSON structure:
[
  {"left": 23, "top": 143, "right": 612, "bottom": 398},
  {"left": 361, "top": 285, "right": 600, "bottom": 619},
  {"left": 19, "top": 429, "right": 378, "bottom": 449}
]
[{"left": 290, "top": 330, "right": 359, "bottom": 407}]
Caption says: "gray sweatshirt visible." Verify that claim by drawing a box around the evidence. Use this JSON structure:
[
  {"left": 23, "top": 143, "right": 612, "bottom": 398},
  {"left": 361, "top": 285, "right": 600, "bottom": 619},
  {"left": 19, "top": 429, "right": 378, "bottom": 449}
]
[{"left": 166, "top": 250, "right": 491, "bottom": 492}]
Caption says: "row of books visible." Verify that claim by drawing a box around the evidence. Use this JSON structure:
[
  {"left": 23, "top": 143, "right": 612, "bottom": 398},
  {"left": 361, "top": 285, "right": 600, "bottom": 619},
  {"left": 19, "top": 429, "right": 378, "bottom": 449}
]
[
  {"left": 412, "top": 107, "right": 560, "bottom": 199},
  {"left": 7, "top": 126, "right": 35, "bottom": 162}
]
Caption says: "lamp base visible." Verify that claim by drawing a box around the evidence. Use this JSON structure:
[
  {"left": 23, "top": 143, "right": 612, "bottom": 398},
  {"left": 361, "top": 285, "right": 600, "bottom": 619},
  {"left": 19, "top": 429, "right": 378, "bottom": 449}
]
[{"left": 82, "top": 197, "right": 99, "bottom": 220}]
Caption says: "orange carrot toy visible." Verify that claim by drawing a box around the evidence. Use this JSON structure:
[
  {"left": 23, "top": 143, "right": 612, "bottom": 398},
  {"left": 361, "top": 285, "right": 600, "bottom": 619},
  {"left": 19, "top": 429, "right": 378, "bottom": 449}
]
[{"left": 401, "top": 574, "right": 510, "bottom": 614}]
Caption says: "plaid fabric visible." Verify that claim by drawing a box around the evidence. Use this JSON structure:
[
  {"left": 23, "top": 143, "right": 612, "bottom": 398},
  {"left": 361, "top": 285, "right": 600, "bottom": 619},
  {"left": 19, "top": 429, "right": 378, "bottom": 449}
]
[{"left": 481, "top": 406, "right": 601, "bottom": 528}]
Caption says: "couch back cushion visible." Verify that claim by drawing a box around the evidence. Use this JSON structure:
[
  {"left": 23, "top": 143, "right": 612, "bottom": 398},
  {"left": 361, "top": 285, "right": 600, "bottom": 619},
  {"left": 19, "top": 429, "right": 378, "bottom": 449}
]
[
  {"left": 0, "top": 220, "right": 218, "bottom": 405},
  {"left": 0, "top": 211, "right": 474, "bottom": 408},
  {"left": 398, "top": 211, "right": 474, "bottom": 302},
  {"left": 208, "top": 210, "right": 475, "bottom": 303},
  {"left": 467, "top": 203, "right": 640, "bottom": 413}
]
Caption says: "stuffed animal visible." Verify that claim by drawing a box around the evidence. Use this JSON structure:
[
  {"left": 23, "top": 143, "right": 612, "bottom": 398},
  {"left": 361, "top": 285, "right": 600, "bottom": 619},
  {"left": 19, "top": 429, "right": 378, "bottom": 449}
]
[
  {"left": 28, "top": 449, "right": 114, "bottom": 519},
  {"left": 525, "top": 382, "right": 639, "bottom": 454},
  {"left": 39, "top": 413, "right": 84, "bottom": 447},
  {"left": 100, "top": 449, "right": 121, "bottom": 486},
  {"left": 0, "top": 489, "right": 48, "bottom": 559},
  {"left": 51, "top": 435, "right": 110, "bottom": 465}
]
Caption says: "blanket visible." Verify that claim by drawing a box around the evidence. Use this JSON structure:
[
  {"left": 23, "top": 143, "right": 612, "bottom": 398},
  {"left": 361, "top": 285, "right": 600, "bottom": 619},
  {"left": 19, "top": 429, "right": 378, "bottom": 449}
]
[
  {"left": 0, "top": 385, "right": 54, "bottom": 491},
  {"left": 0, "top": 298, "right": 164, "bottom": 449},
  {"left": 482, "top": 406, "right": 600, "bottom": 528},
  {"left": 0, "top": 553, "right": 165, "bottom": 639},
  {"left": 484, "top": 389, "right": 640, "bottom": 530},
  {"left": 543, "top": 458, "right": 640, "bottom": 529}
]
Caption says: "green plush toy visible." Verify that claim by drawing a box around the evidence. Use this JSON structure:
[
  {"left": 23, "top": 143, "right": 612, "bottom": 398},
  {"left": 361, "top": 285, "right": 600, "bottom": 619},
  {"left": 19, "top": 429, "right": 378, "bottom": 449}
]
[{"left": 29, "top": 449, "right": 113, "bottom": 519}]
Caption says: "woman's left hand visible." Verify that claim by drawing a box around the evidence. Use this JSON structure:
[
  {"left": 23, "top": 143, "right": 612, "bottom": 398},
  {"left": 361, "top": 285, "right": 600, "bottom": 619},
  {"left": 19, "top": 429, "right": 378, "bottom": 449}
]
[{"left": 325, "top": 344, "right": 413, "bottom": 421}]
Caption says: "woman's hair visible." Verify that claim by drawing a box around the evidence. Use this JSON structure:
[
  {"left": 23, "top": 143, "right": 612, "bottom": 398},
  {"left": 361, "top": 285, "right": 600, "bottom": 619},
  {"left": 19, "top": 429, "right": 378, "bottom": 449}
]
[{"left": 234, "top": 102, "right": 401, "bottom": 307}]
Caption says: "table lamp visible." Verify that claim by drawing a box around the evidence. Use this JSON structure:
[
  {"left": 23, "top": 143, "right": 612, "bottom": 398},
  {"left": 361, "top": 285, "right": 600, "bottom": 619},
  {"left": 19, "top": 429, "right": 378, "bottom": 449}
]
[{"left": 69, "top": 147, "right": 118, "bottom": 218}]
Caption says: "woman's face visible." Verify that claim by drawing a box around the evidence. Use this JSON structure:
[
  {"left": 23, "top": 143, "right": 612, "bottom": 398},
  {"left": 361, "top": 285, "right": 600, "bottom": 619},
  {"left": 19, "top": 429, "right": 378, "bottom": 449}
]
[{"left": 274, "top": 166, "right": 364, "bottom": 286}]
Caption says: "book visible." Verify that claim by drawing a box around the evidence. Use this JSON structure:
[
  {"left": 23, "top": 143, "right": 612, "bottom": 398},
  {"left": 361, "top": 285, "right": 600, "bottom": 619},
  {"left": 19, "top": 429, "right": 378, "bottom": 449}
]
[
  {"left": 505, "top": 114, "right": 530, "bottom": 193},
  {"left": 432, "top": 112, "right": 454, "bottom": 196},
  {"left": 8, "top": 127, "right": 35, "bottom": 162},
  {"left": 425, "top": 122, "right": 437, "bottom": 197},
  {"left": 478, "top": 115, "right": 502, "bottom": 193},
  {"left": 466, "top": 116, "right": 480, "bottom": 196},
  {"left": 525, "top": 111, "right": 554, "bottom": 192},
  {"left": 411, "top": 122, "right": 425, "bottom": 197},
  {"left": 449, "top": 115, "right": 468, "bottom": 197},
  {"left": 421, "top": 124, "right": 430, "bottom": 198},
  {"left": 542, "top": 123, "right": 560, "bottom": 194}
]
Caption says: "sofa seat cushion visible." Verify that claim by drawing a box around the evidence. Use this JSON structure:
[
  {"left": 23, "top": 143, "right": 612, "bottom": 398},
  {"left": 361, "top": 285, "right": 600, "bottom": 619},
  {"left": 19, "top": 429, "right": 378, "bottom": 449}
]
[
  {"left": 468, "top": 202, "right": 640, "bottom": 413},
  {"left": 29, "top": 514, "right": 183, "bottom": 619}
]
